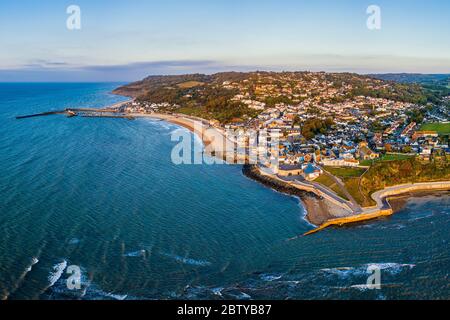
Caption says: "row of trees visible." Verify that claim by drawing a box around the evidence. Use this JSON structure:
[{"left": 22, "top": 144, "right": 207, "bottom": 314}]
[{"left": 204, "top": 97, "right": 259, "bottom": 124}]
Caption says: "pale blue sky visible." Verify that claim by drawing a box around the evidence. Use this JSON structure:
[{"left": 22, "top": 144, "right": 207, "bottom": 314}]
[{"left": 0, "top": 0, "right": 449, "bottom": 81}]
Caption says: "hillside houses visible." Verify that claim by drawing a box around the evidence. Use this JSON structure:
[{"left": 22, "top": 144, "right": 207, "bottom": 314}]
[{"left": 117, "top": 71, "right": 448, "bottom": 184}]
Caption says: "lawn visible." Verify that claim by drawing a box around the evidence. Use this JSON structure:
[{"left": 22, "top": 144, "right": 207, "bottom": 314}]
[
  {"left": 344, "top": 178, "right": 376, "bottom": 207},
  {"left": 419, "top": 122, "right": 450, "bottom": 135},
  {"left": 321, "top": 167, "right": 378, "bottom": 206},
  {"left": 314, "top": 174, "right": 349, "bottom": 201},
  {"left": 381, "top": 153, "right": 415, "bottom": 161},
  {"left": 359, "top": 153, "right": 414, "bottom": 166},
  {"left": 323, "top": 166, "right": 366, "bottom": 178}
]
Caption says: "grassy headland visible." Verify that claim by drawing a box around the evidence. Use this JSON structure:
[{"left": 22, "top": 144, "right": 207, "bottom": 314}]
[{"left": 348, "top": 157, "right": 450, "bottom": 207}]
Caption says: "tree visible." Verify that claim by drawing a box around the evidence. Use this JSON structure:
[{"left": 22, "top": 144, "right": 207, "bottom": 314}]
[
  {"left": 301, "top": 118, "right": 334, "bottom": 140},
  {"left": 402, "top": 145, "right": 412, "bottom": 153}
]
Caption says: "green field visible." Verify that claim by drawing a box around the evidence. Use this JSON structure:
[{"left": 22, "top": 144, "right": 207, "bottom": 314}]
[
  {"left": 321, "top": 167, "right": 375, "bottom": 206},
  {"left": 360, "top": 153, "right": 415, "bottom": 166},
  {"left": 381, "top": 154, "right": 415, "bottom": 161},
  {"left": 314, "top": 174, "right": 349, "bottom": 200},
  {"left": 344, "top": 177, "right": 376, "bottom": 207},
  {"left": 324, "top": 166, "right": 366, "bottom": 178},
  {"left": 420, "top": 122, "right": 450, "bottom": 135}
]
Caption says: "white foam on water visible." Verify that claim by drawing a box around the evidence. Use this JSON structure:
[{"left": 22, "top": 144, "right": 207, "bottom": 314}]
[
  {"left": 350, "top": 284, "right": 375, "bottom": 291},
  {"left": 365, "top": 263, "right": 415, "bottom": 275},
  {"left": 170, "top": 127, "right": 190, "bottom": 136},
  {"left": 105, "top": 292, "right": 128, "bottom": 300},
  {"left": 123, "top": 250, "right": 146, "bottom": 257},
  {"left": 295, "top": 197, "right": 317, "bottom": 228},
  {"left": 320, "top": 267, "right": 363, "bottom": 279},
  {"left": 157, "top": 122, "right": 178, "bottom": 131},
  {"left": 48, "top": 260, "right": 67, "bottom": 287},
  {"left": 6, "top": 255, "right": 42, "bottom": 299},
  {"left": 82, "top": 286, "right": 130, "bottom": 300},
  {"left": 26, "top": 257, "right": 39, "bottom": 272},
  {"left": 321, "top": 262, "right": 415, "bottom": 281},
  {"left": 160, "top": 252, "right": 212, "bottom": 267},
  {"left": 260, "top": 273, "right": 283, "bottom": 281},
  {"left": 211, "top": 287, "right": 224, "bottom": 297},
  {"left": 234, "top": 292, "right": 252, "bottom": 300}
]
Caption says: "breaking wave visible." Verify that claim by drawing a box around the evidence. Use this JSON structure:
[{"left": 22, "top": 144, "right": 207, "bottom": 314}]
[
  {"left": 26, "top": 257, "right": 39, "bottom": 272},
  {"left": 123, "top": 250, "right": 146, "bottom": 258},
  {"left": 260, "top": 273, "right": 283, "bottom": 281},
  {"left": 48, "top": 260, "right": 68, "bottom": 288},
  {"left": 321, "top": 263, "right": 415, "bottom": 280},
  {"left": 160, "top": 252, "right": 212, "bottom": 267}
]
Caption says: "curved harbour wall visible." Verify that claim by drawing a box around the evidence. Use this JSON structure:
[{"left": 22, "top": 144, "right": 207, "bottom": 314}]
[{"left": 304, "top": 181, "right": 450, "bottom": 235}]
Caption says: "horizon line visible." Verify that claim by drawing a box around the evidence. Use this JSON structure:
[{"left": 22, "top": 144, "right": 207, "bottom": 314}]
[{"left": 1, "top": 70, "right": 449, "bottom": 84}]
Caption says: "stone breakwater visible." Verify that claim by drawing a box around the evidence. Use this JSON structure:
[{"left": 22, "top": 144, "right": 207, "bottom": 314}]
[
  {"left": 303, "top": 209, "right": 394, "bottom": 236},
  {"left": 243, "top": 165, "right": 359, "bottom": 226},
  {"left": 242, "top": 165, "right": 319, "bottom": 201}
]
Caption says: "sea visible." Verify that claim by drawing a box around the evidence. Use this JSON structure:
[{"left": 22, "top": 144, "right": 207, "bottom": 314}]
[{"left": 0, "top": 83, "right": 448, "bottom": 300}]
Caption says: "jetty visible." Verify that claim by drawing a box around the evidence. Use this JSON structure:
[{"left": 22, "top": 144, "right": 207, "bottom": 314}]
[
  {"left": 16, "top": 107, "right": 134, "bottom": 120},
  {"left": 15, "top": 110, "right": 66, "bottom": 119}
]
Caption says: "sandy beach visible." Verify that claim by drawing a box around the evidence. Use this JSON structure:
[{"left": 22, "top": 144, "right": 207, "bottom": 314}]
[
  {"left": 126, "top": 112, "right": 450, "bottom": 232},
  {"left": 302, "top": 197, "right": 353, "bottom": 226},
  {"left": 129, "top": 113, "right": 234, "bottom": 160}
]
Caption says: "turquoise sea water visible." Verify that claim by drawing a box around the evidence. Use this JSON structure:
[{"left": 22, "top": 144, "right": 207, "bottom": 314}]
[{"left": 0, "top": 83, "right": 448, "bottom": 300}]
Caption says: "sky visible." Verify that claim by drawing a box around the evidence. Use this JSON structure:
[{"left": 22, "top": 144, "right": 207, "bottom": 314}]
[{"left": 0, "top": 0, "right": 449, "bottom": 81}]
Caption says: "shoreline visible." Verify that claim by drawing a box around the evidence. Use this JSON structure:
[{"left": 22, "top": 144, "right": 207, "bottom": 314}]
[
  {"left": 242, "top": 165, "right": 354, "bottom": 226},
  {"left": 127, "top": 112, "right": 450, "bottom": 233},
  {"left": 128, "top": 113, "right": 347, "bottom": 226},
  {"left": 240, "top": 164, "right": 450, "bottom": 235},
  {"left": 304, "top": 182, "right": 450, "bottom": 235},
  {"left": 128, "top": 113, "right": 233, "bottom": 159},
  {"left": 92, "top": 102, "right": 450, "bottom": 234},
  {"left": 127, "top": 113, "right": 345, "bottom": 226},
  {"left": 388, "top": 190, "right": 450, "bottom": 212}
]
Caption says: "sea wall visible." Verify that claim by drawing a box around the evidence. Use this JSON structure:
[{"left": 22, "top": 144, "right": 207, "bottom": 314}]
[
  {"left": 303, "top": 209, "right": 393, "bottom": 235},
  {"left": 252, "top": 166, "right": 354, "bottom": 212},
  {"left": 373, "top": 181, "right": 450, "bottom": 206},
  {"left": 304, "top": 181, "right": 450, "bottom": 235},
  {"left": 242, "top": 165, "right": 318, "bottom": 200}
]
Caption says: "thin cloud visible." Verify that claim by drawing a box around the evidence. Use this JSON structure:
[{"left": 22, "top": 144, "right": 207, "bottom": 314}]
[{"left": 1, "top": 56, "right": 449, "bottom": 82}]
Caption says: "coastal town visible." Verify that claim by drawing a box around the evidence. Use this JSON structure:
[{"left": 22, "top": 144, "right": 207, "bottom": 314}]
[
  {"left": 115, "top": 72, "right": 449, "bottom": 175},
  {"left": 18, "top": 71, "right": 449, "bottom": 229},
  {"left": 110, "top": 72, "right": 450, "bottom": 229}
]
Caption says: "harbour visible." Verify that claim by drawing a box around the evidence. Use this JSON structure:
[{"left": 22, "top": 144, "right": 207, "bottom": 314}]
[{"left": 1, "top": 83, "right": 449, "bottom": 300}]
